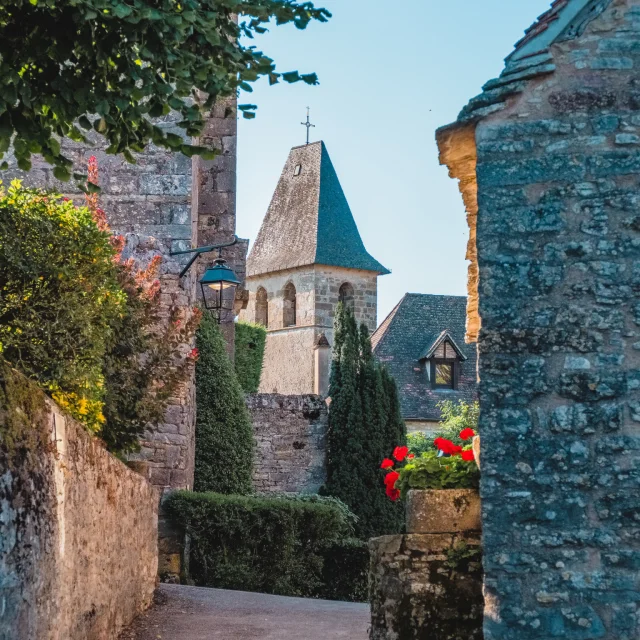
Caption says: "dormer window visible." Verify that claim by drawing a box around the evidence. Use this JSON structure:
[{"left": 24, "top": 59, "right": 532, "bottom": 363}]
[
  {"left": 293, "top": 164, "right": 302, "bottom": 176},
  {"left": 419, "top": 330, "right": 467, "bottom": 391}
]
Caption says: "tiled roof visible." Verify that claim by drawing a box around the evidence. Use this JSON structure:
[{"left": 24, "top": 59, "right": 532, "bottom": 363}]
[
  {"left": 454, "top": 0, "right": 609, "bottom": 124},
  {"left": 247, "top": 141, "right": 389, "bottom": 278},
  {"left": 372, "top": 294, "right": 478, "bottom": 422}
]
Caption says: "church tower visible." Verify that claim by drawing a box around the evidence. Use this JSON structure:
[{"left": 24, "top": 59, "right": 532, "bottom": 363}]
[{"left": 240, "top": 141, "right": 389, "bottom": 395}]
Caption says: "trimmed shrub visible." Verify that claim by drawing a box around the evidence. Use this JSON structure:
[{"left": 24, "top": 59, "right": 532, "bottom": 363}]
[
  {"left": 194, "top": 312, "right": 254, "bottom": 494},
  {"left": 0, "top": 181, "right": 124, "bottom": 431},
  {"left": 165, "top": 491, "right": 367, "bottom": 601},
  {"left": 234, "top": 321, "right": 266, "bottom": 393},
  {"left": 319, "top": 538, "right": 369, "bottom": 602}
]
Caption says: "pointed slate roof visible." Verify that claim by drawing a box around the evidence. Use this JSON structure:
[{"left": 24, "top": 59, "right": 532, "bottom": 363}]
[
  {"left": 372, "top": 294, "right": 478, "bottom": 422},
  {"left": 247, "top": 141, "right": 389, "bottom": 278}
]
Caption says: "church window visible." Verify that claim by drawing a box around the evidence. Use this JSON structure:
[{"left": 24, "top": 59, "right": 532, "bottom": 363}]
[
  {"left": 338, "top": 282, "right": 355, "bottom": 311},
  {"left": 256, "top": 287, "right": 268, "bottom": 328},
  {"left": 283, "top": 282, "right": 297, "bottom": 327},
  {"left": 294, "top": 164, "right": 302, "bottom": 176}
]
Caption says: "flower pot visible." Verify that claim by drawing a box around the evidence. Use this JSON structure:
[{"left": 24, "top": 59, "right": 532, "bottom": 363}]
[{"left": 406, "top": 489, "right": 481, "bottom": 534}]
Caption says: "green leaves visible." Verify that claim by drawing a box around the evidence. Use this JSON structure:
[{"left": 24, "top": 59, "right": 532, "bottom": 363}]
[{"left": 0, "top": 0, "right": 331, "bottom": 173}]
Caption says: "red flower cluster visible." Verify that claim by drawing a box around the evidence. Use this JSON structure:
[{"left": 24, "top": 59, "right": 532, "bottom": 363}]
[
  {"left": 384, "top": 470, "right": 400, "bottom": 501},
  {"left": 434, "top": 437, "right": 462, "bottom": 456},
  {"left": 393, "top": 445, "right": 409, "bottom": 462},
  {"left": 433, "top": 428, "right": 477, "bottom": 463}
]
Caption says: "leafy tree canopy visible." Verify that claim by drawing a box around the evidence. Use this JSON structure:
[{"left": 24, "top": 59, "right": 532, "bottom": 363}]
[{"left": 0, "top": 0, "right": 330, "bottom": 180}]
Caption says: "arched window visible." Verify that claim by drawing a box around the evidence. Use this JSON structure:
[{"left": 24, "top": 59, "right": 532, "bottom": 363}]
[
  {"left": 338, "top": 282, "right": 355, "bottom": 311},
  {"left": 283, "top": 282, "right": 297, "bottom": 327},
  {"left": 256, "top": 287, "right": 268, "bottom": 328}
]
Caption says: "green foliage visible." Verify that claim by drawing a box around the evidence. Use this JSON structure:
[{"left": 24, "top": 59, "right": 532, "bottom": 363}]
[
  {"left": 396, "top": 449, "right": 480, "bottom": 498},
  {"left": 234, "top": 321, "right": 266, "bottom": 393},
  {"left": 0, "top": 0, "right": 330, "bottom": 178},
  {"left": 433, "top": 400, "right": 480, "bottom": 446},
  {"left": 406, "top": 431, "right": 435, "bottom": 458},
  {"left": 0, "top": 181, "right": 124, "bottom": 431},
  {"left": 194, "top": 312, "right": 254, "bottom": 494},
  {"left": 323, "top": 304, "right": 406, "bottom": 539},
  {"left": 444, "top": 540, "right": 482, "bottom": 571},
  {"left": 165, "top": 491, "right": 367, "bottom": 601},
  {"left": 318, "top": 537, "right": 369, "bottom": 602}
]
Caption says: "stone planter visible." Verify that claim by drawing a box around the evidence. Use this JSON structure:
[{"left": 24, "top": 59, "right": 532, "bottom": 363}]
[{"left": 406, "top": 489, "right": 481, "bottom": 534}]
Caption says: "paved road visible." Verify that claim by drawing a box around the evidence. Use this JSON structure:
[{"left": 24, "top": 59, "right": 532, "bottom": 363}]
[{"left": 121, "top": 584, "right": 370, "bottom": 640}]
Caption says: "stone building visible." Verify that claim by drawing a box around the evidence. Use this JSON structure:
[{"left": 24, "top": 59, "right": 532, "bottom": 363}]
[
  {"left": 437, "top": 0, "right": 640, "bottom": 638},
  {"left": 372, "top": 293, "right": 478, "bottom": 433},
  {"left": 240, "top": 141, "right": 389, "bottom": 395}
]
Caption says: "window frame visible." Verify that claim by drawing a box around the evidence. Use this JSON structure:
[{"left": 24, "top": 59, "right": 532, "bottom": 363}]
[{"left": 430, "top": 358, "right": 456, "bottom": 390}]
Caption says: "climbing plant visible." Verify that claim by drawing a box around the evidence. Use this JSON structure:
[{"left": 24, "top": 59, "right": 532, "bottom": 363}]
[
  {"left": 0, "top": 0, "right": 330, "bottom": 180},
  {"left": 234, "top": 321, "right": 266, "bottom": 394},
  {"left": 323, "top": 304, "right": 406, "bottom": 539},
  {"left": 194, "top": 312, "right": 255, "bottom": 494}
]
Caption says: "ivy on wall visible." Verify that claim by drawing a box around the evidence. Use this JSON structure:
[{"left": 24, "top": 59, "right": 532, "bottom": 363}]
[
  {"left": 194, "top": 312, "right": 254, "bottom": 494},
  {"left": 234, "top": 321, "right": 266, "bottom": 394}
]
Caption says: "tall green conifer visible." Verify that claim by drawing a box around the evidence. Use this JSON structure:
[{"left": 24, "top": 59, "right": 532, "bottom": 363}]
[
  {"left": 324, "top": 305, "right": 406, "bottom": 538},
  {"left": 194, "top": 312, "right": 254, "bottom": 494}
]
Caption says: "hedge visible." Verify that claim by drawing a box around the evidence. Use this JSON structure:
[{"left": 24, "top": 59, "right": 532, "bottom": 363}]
[
  {"left": 234, "top": 321, "right": 266, "bottom": 393},
  {"left": 194, "top": 313, "right": 254, "bottom": 494},
  {"left": 165, "top": 491, "right": 369, "bottom": 602}
]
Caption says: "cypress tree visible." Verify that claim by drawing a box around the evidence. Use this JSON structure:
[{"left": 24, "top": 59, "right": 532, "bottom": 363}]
[
  {"left": 324, "top": 305, "right": 406, "bottom": 539},
  {"left": 194, "top": 312, "right": 254, "bottom": 494}
]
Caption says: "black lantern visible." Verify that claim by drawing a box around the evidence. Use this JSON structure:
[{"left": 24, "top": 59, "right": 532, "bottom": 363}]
[{"left": 199, "top": 257, "right": 241, "bottom": 322}]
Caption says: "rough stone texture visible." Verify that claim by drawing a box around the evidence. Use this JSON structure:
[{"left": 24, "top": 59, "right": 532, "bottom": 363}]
[
  {"left": 241, "top": 265, "right": 378, "bottom": 394},
  {"left": 247, "top": 393, "right": 328, "bottom": 493},
  {"left": 405, "top": 489, "right": 481, "bottom": 534},
  {"left": 1, "top": 393, "right": 157, "bottom": 640},
  {"left": 437, "top": 1, "right": 640, "bottom": 638},
  {"left": 369, "top": 533, "right": 483, "bottom": 640}
]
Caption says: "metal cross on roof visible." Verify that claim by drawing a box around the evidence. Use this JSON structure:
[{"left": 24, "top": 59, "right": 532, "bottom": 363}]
[{"left": 300, "top": 107, "right": 315, "bottom": 145}]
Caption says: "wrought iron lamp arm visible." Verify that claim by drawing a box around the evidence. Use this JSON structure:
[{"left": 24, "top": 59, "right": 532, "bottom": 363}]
[{"left": 170, "top": 237, "right": 239, "bottom": 278}]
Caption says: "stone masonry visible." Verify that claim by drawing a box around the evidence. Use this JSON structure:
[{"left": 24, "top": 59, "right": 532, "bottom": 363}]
[
  {"left": 1, "top": 381, "right": 158, "bottom": 640},
  {"left": 437, "top": 1, "right": 640, "bottom": 638},
  {"left": 247, "top": 393, "right": 328, "bottom": 493}
]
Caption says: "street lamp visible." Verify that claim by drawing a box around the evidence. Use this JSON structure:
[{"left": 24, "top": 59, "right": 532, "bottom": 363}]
[
  {"left": 199, "top": 257, "right": 242, "bottom": 321},
  {"left": 170, "top": 237, "right": 241, "bottom": 322}
]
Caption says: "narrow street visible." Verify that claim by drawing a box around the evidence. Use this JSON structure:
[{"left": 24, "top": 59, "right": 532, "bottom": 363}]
[{"left": 121, "top": 585, "right": 370, "bottom": 640}]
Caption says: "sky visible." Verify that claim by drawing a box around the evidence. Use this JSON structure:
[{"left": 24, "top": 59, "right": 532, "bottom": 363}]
[{"left": 236, "top": 0, "right": 553, "bottom": 324}]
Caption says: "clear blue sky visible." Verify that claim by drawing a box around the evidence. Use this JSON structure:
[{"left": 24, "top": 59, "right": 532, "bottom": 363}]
[{"left": 236, "top": 0, "right": 552, "bottom": 324}]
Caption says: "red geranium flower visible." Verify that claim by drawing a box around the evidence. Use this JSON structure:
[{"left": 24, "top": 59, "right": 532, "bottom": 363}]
[
  {"left": 380, "top": 458, "right": 394, "bottom": 469},
  {"left": 407, "top": 453, "right": 415, "bottom": 460},
  {"left": 461, "top": 449, "right": 475, "bottom": 462},
  {"left": 393, "top": 445, "right": 409, "bottom": 462},
  {"left": 384, "top": 470, "right": 400, "bottom": 488},
  {"left": 386, "top": 487, "right": 401, "bottom": 501},
  {"left": 459, "top": 428, "right": 476, "bottom": 441},
  {"left": 434, "top": 437, "right": 462, "bottom": 456}
]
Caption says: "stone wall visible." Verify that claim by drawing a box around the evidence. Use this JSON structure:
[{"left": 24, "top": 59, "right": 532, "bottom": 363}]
[
  {"left": 0, "top": 381, "right": 157, "bottom": 640},
  {"left": 247, "top": 393, "right": 328, "bottom": 493},
  {"left": 369, "top": 533, "right": 483, "bottom": 640},
  {"left": 438, "top": 1, "right": 640, "bottom": 638}
]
